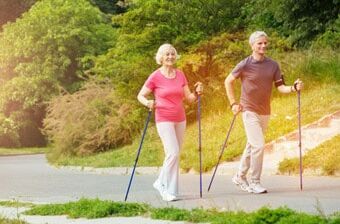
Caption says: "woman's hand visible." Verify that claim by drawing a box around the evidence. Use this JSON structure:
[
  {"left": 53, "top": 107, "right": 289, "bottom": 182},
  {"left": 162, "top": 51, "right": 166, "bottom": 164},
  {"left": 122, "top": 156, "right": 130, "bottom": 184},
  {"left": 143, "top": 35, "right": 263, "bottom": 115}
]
[
  {"left": 146, "top": 100, "right": 155, "bottom": 110},
  {"left": 231, "top": 103, "right": 242, "bottom": 115},
  {"left": 194, "top": 82, "right": 203, "bottom": 95}
]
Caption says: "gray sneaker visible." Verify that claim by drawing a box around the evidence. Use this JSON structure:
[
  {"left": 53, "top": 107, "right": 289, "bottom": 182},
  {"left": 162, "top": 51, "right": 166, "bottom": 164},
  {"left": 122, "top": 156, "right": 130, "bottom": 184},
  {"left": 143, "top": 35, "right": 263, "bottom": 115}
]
[
  {"left": 232, "top": 175, "right": 250, "bottom": 192},
  {"left": 248, "top": 182, "right": 267, "bottom": 194}
]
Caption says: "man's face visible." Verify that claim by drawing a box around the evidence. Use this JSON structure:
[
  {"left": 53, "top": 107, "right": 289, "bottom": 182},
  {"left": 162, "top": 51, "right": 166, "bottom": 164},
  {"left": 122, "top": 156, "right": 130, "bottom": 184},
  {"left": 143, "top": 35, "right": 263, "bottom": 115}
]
[{"left": 251, "top": 36, "right": 268, "bottom": 55}]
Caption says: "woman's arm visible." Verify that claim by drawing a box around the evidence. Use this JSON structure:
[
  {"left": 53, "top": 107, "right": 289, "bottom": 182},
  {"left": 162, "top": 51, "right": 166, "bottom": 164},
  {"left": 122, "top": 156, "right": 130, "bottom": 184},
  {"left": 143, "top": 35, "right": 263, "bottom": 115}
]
[
  {"left": 184, "top": 85, "right": 196, "bottom": 103},
  {"left": 183, "top": 82, "right": 203, "bottom": 103},
  {"left": 137, "top": 86, "right": 155, "bottom": 109}
]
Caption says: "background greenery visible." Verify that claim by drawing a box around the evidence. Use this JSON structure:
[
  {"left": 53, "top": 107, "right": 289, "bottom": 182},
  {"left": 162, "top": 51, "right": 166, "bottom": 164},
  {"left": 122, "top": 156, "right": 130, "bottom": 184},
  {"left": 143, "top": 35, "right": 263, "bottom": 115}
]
[
  {"left": 23, "top": 198, "right": 340, "bottom": 224},
  {"left": 0, "top": 0, "right": 339, "bottom": 171}
]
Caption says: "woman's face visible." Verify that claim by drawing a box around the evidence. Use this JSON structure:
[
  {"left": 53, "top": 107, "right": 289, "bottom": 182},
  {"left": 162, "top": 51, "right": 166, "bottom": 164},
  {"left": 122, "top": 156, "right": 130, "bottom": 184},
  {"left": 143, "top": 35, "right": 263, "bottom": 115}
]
[
  {"left": 252, "top": 36, "right": 268, "bottom": 55},
  {"left": 162, "top": 48, "right": 176, "bottom": 66}
]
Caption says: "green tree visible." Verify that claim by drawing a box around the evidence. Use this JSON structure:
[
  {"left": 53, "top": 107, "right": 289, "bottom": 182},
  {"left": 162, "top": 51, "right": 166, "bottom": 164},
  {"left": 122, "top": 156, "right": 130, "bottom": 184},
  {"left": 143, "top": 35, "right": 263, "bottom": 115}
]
[
  {"left": 242, "top": 0, "right": 340, "bottom": 47},
  {"left": 93, "top": 0, "right": 247, "bottom": 97},
  {"left": 90, "top": 0, "right": 128, "bottom": 15},
  {"left": 0, "top": 0, "right": 114, "bottom": 147}
]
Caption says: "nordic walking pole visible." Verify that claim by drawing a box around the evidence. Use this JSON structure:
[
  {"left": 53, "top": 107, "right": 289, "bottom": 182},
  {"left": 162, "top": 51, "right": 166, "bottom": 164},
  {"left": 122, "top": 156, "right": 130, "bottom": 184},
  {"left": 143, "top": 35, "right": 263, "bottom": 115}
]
[
  {"left": 197, "top": 94, "right": 203, "bottom": 198},
  {"left": 124, "top": 109, "right": 152, "bottom": 201},
  {"left": 297, "top": 89, "right": 303, "bottom": 190},
  {"left": 207, "top": 114, "right": 236, "bottom": 192}
]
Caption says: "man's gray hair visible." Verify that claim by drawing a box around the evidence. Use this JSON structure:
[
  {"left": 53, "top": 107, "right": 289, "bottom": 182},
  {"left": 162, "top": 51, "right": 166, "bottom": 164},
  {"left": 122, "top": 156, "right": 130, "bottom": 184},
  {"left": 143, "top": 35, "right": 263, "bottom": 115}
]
[
  {"left": 155, "top": 43, "right": 179, "bottom": 65},
  {"left": 249, "top": 31, "right": 268, "bottom": 46}
]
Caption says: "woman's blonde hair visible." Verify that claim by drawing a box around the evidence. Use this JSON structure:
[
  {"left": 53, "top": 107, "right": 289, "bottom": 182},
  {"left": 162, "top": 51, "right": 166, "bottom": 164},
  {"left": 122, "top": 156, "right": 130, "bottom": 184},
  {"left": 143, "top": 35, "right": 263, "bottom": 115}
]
[{"left": 155, "top": 43, "right": 179, "bottom": 65}]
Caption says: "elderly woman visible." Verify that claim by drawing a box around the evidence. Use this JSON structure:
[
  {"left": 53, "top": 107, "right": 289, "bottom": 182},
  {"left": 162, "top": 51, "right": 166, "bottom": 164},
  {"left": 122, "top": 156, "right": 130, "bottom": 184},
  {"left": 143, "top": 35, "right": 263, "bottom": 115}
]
[{"left": 137, "top": 43, "right": 202, "bottom": 201}]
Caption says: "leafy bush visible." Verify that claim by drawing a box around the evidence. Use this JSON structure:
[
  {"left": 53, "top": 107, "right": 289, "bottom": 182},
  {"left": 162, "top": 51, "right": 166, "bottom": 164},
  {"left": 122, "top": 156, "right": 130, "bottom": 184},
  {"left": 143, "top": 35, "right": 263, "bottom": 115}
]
[
  {"left": 0, "top": 0, "right": 114, "bottom": 147},
  {"left": 313, "top": 16, "right": 340, "bottom": 50},
  {"left": 0, "top": 114, "right": 20, "bottom": 147},
  {"left": 242, "top": 0, "right": 340, "bottom": 47},
  {"left": 0, "top": 76, "right": 56, "bottom": 147},
  {"left": 43, "top": 80, "right": 143, "bottom": 156}
]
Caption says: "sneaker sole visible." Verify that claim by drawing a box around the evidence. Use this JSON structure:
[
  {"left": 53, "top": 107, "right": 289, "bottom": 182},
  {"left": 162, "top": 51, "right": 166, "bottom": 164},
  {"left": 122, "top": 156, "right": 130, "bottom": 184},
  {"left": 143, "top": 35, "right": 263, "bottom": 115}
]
[
  {"left": 232, "top": 178, "right": 249, "bottom": 192},
  {"left": 248, "top": 189, "right": 267, "bottom": 194}
]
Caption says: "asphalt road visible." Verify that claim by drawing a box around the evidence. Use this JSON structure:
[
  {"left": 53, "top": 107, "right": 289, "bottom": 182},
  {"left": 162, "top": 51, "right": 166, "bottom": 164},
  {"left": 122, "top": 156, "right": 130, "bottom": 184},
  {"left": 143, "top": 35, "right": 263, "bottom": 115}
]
[{"left": 0, "top": 154, "right": 339, "bottom": 215}]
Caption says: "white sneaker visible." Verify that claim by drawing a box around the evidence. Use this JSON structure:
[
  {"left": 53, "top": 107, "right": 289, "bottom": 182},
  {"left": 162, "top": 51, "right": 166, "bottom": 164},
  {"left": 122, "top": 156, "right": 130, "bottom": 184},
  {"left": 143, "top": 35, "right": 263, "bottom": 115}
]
[
  {"left": 162, "top": 192, "right": 177, "bottom": 202},
  {"left": 248, "top": 182, "right": 267, "bottom": 194},
  {"left": 232, "top": 175, "right": 250, "bottom": 192},
  {"left": 153, "top": 180, "right": 164, "bottom": 196}
]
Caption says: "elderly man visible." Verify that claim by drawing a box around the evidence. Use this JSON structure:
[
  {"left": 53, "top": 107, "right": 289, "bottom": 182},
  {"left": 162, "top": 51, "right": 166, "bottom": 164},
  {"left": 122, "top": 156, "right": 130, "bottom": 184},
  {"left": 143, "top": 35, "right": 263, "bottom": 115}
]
[{"left": 225, "top": 31, "right": 303, "bottom": 193}]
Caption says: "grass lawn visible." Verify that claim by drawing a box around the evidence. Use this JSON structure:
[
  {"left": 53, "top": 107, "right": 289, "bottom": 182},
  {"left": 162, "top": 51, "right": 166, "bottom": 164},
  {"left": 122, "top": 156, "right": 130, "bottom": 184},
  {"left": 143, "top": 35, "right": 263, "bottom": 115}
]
[
  {"left": 0, "top": 147, "right": 47, "bottom": 156},
  {"left": 0, "top": 216, "right": 28, "bottom": 224},
  {"left": 48, "top": 82, "right": 340, "bottom": 172},
  {"left": 279, "top": 134, "right": 340, "bottom": 175},
  {"left": 0, "top": 201, "right": 34, "bottom": 208},
  {"left": 23, "top": 198, "right": 340, "bottom": 224}
]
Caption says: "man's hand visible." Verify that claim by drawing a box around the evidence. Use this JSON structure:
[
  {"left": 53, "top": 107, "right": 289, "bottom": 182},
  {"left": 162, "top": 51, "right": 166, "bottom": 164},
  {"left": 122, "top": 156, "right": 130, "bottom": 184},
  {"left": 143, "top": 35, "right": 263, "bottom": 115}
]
[{"left": 294, "top": 79, "right": 304, "bottom": 91}]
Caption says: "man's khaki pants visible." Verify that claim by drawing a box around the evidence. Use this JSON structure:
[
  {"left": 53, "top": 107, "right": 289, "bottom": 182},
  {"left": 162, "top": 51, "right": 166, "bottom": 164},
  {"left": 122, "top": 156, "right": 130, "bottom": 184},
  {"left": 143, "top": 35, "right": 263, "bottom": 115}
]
[{"left": 238, "top": 111, "right": 270, "bottom": 183}]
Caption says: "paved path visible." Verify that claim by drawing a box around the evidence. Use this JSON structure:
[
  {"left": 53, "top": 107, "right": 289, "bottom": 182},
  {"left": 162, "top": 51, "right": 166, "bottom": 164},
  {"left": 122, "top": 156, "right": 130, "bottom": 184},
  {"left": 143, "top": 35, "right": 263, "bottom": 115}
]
[{"left": 0, "top": 154, "right": 339, "bottom": 218}]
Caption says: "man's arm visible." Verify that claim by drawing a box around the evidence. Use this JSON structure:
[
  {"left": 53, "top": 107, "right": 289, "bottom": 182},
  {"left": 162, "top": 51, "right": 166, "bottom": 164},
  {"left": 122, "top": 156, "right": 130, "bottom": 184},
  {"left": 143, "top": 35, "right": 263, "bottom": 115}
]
[
  {"left": 225, "top": 74, "right": 237, "bottom": 105},
  {"left": 225, "top": 73, "right": 242, "bottom": 114},
  {"left": 277, "top": 78, "right": 303, "bottom": 93}
]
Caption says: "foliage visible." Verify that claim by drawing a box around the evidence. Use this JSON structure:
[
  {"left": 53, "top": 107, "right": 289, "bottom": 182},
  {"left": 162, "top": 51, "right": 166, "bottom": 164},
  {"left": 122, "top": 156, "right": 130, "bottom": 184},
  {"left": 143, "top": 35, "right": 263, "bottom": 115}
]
[
  {"left": 0, "top": 114, "right": 20, "bottom": 147},
  {"left": 279, "top": 135, "right": 340, "bottom": 175},
  {"left": 0, "top": 216, "right": 28, "bottom": 224},
  {"left": 43, "top": 80, "right": 143, "bottom": 156},
  {"left": 296, "top": 48, "right": 340, "bottom": 83},
  {"left": 0, "top": 0, "right": 114, "bottom": 147},
  {"left": 312, "top": 16, "right": 340, "bottom": 49},
  {"left": 0, "top": 147, "right": 46, "bottom": 156},
  {"left": 90, "top": 0, "right": 128, "bottom": 15},
  {"left": 151, "top": 207, "right": 191, "bottom": 221},
  {"left": 0, "top": 76, "right": 57, "bottom": 147},
  {"left": 25, "top": 198, "right": 150, "bottom": 218},
  {"left": 242, "top": 0, "right": 340, "bottom": 47},
  {"left": 24, "top": 198, "right": 338, "bottom": 223},
  {"left": 93, "top": 0, "right": 247, "bottom": 97},
  {"left": 0, "top": 201, "right": 34, "bottom": 208}
]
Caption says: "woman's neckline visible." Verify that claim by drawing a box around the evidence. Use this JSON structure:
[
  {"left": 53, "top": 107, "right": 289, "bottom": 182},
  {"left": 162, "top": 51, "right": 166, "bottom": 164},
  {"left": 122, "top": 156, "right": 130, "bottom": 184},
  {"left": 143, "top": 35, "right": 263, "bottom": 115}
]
[{"left": 159, "top": 68, "right": 177, "bottom": 79}]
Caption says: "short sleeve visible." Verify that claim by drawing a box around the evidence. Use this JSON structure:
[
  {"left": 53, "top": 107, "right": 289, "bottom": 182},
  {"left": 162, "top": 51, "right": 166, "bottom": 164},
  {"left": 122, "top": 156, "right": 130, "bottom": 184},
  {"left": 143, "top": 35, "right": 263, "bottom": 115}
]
[
  {"left": 144, "top": 73, "right": 156, "bottom": 91},
  {"left": 231, "top": 59, "right": 246, "bottom": 78},
  {"left": 273, "top": 62, "right": 283, "bottom": 87},
  {"left": 177, "top": 70, "right": 188, "bottom": 87}
]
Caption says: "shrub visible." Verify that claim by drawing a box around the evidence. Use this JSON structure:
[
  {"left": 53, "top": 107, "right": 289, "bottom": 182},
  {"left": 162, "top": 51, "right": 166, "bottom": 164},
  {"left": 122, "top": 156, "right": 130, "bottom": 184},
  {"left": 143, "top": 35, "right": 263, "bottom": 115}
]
[
  {"left": 43, "top": 80, "right": 143, "bottom": 156},
  {"left": 0, "top": 114, "right": 20, "bottom": 147}
]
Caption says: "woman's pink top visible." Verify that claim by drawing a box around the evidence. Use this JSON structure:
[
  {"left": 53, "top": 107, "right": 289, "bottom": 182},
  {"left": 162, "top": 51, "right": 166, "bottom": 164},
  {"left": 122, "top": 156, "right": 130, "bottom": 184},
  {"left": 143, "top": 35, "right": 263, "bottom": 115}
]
[{"left": 144, "top": 69, "right": 188, "bottom": 122}]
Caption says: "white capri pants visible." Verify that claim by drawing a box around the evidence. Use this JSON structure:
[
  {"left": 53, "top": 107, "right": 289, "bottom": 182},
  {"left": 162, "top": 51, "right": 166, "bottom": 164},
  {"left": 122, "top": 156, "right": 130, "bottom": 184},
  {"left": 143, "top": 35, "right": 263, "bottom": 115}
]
[{"left": 155, "top": 121, "right": 186, "bottom": 196}]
